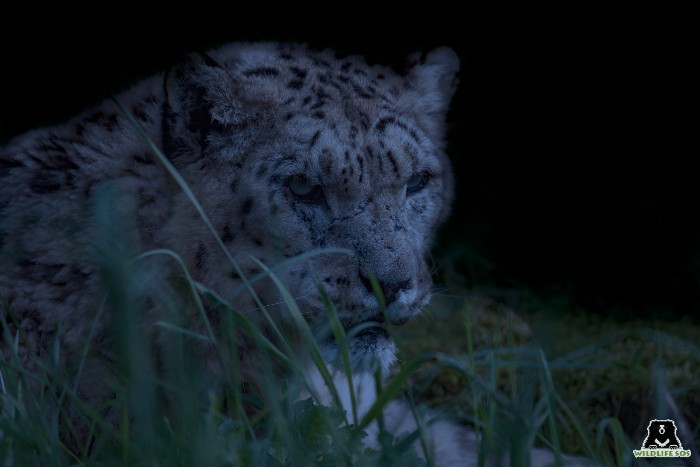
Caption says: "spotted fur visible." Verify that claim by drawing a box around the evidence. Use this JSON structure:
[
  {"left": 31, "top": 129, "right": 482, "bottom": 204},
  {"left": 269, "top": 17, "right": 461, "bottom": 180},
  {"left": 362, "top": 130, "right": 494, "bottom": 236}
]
[
  {"left": 1, "top": 43, "right": 588, "bottom": 465},
  {"left": 0, "top": 40, "right": 460, "bottom": 458},
  {"left": 1, "top": 42, "right": 458, "bottom": 361}
]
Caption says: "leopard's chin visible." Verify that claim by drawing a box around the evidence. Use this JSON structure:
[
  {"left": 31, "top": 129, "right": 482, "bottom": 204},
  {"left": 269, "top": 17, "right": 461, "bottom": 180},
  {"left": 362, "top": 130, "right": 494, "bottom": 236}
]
[
  {"left": 351, "top": 326, "right": 392, "bottom": 350},
  {"left": 319, "top": 325, "right": 397, "bottom": 378}
]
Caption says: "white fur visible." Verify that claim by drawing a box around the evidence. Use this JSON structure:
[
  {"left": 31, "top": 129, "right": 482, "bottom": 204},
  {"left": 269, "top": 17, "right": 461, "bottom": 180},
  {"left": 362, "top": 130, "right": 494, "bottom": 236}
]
[{"left": 303, "top": 361, "right": 595, "bottom": 466}]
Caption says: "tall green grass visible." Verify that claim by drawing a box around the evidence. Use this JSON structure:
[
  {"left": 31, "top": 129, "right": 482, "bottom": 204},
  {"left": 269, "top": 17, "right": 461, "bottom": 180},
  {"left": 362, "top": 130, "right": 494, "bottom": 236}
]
[{"left": 7, "top": 275, "right": 697, "bottom": 465}]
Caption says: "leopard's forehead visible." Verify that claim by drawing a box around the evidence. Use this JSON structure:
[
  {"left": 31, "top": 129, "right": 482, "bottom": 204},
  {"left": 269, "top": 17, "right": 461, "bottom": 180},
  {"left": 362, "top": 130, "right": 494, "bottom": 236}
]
[
  {"left": 209, "top": 42, "right": 405, "bottom": 111},
  {"left": 279, "top": 112, "right": 441, "bottom": 196},
  {"left": 207, "top": 43, "right": 441, "bottom": 195},
  {"left": 198, "top": 41, "right": 456, "bottom": 223}
]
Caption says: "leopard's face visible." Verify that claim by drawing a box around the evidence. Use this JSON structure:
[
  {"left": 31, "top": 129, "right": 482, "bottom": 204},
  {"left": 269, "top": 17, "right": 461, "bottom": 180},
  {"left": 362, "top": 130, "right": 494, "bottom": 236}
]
[
  {"left": 167, "top": 43, "right": 459, "bottom": 374},
  {"left": 234, "top": 101, "right": 451, "bottom": 374}
]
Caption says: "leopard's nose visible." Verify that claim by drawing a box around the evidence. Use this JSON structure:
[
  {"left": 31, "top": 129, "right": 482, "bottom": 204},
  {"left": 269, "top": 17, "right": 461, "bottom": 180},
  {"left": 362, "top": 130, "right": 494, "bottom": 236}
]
[{"left": 359, "top": 271, "right": 413, "bottom": 322}]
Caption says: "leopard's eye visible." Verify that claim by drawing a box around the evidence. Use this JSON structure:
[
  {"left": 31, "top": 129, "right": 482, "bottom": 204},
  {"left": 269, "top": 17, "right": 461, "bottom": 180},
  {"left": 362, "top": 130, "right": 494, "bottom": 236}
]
[
  {"left": 288, "top": 175, "right": 325, "bottom": 203},
  {"left": 406, "top": 171, "right": 431, "bottom": 195}
]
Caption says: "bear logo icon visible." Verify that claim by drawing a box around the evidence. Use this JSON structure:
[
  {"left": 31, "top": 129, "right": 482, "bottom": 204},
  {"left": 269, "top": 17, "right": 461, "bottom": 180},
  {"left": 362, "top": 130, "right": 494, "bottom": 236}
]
[{"left": 641, "top": 419, "right": 683, "bottom": 449}]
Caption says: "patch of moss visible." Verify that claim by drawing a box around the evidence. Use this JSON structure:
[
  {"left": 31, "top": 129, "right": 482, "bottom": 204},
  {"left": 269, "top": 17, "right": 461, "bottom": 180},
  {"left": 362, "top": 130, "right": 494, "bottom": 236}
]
[{"left": 394, "top": 291, "right": 700, "bottom": 458}]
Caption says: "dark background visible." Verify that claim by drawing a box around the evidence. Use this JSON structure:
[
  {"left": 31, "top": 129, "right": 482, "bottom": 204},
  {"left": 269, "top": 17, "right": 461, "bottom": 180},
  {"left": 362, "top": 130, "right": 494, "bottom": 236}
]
[{"left": 1, "top": 2, "right": 697, "bottom": 320}]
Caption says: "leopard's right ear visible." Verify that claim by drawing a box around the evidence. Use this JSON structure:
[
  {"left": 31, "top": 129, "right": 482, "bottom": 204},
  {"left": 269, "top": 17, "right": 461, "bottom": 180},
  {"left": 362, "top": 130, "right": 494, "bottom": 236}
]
[
  {"left": 162, "top": 53, "right": 252, "bottom": 163},
  {"left": 401, "top": 47, "right": 460, "bottom": 143}
]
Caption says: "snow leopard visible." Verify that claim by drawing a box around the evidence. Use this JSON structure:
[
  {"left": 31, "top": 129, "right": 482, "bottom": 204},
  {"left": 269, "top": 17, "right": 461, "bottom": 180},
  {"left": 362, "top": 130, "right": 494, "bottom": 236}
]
[{"left": 0, "top": 42, "right": 588, "bottom": 465}]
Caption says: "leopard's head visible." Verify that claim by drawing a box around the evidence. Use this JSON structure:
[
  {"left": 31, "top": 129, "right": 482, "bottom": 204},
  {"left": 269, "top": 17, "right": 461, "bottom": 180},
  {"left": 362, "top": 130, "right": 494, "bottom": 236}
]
[{"left": 164, "top": 43, "right": 459, "bottom": 375}]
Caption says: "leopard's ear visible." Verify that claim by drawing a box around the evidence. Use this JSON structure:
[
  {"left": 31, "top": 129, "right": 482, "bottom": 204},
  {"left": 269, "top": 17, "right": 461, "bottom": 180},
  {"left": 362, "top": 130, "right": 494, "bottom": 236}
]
[
  {"left": 162, "top": 53, "right": 252, "bottom": 164},
  {"left": 403, "top": 47, "right": 460, "bottom": 141}
]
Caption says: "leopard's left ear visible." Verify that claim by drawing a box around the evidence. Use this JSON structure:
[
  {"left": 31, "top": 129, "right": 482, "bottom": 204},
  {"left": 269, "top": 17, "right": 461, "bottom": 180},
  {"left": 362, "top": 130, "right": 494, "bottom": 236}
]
[
  {"left": 403, "top": 47, "right": 460, "bottom": 140},
  {"left": 163, "top": 52, "right": 257, "bottom": 165},
  {"left": 164, "top": 52, "right": 246, "bottom": 129}
]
